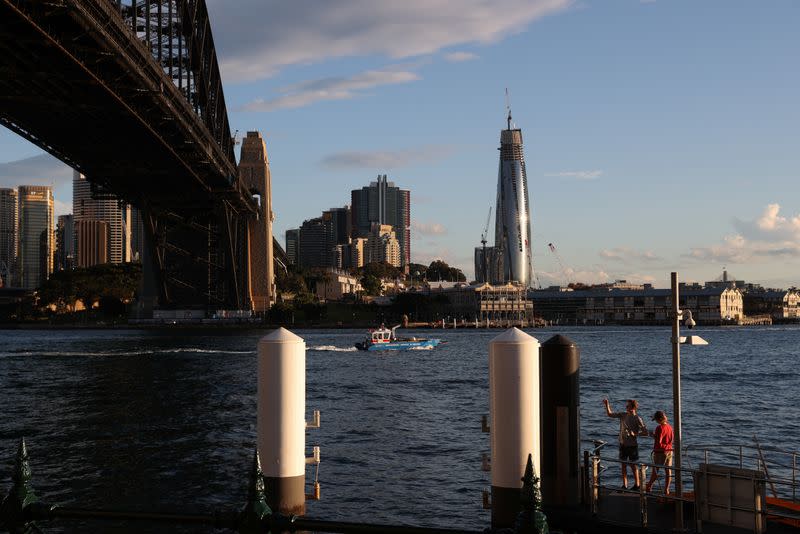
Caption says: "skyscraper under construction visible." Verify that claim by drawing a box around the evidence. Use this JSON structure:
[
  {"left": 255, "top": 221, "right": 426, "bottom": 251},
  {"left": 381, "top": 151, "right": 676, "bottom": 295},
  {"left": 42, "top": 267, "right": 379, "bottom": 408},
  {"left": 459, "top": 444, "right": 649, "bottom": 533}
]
[{"left": 493, "top": 109, "right": 533, "bottom": 288}]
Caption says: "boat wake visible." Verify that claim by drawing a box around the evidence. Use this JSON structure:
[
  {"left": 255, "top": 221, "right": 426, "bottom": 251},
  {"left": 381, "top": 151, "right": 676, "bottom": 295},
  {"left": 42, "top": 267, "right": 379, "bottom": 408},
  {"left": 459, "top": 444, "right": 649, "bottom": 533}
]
[
  {"left": 407, "top": 345, "right": 435, "bottom": 350},
  {"left": 309, "top": 345, "right": 358, "bottom": 352},
  {"left": 0, "top": 348, "right": 254, "bottom": 358}
]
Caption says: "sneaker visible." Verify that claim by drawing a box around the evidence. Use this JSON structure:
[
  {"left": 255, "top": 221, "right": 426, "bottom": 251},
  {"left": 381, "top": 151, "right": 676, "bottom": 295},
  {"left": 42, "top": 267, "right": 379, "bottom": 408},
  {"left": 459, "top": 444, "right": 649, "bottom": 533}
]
[{"left": 632, "top": 485, "right": 640, "bottom": 491}]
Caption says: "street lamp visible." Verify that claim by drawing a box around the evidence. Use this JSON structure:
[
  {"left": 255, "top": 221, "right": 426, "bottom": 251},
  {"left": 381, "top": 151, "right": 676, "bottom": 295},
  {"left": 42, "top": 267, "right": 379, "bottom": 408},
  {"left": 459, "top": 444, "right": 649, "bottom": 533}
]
[{"left": 670, "top": 272, "right": 708, "bottom": 531}]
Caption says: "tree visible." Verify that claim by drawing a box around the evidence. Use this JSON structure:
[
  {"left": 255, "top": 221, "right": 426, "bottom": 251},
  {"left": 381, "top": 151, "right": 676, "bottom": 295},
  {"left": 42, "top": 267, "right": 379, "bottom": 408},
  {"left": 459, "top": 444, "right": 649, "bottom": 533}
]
[
  {"left": 426, "top": 260, "right": 466, "bottom": 282},
  {"left": 361, "top": 262, "right": 401, "bottom": 280},
  {"left": 361, "top": 274, "right": 382, "bottom": 296}
]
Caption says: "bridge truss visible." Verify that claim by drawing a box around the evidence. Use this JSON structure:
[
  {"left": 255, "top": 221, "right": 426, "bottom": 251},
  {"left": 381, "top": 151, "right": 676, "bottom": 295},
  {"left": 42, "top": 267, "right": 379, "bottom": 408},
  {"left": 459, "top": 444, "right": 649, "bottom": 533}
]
[{"left": 0, "top": 0, "right": 267, "bottom": 311}]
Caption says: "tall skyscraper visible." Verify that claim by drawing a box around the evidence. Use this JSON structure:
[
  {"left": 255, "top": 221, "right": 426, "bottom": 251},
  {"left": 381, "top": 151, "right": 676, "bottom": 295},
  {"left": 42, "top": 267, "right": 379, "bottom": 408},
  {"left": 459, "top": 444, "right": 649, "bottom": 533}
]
[
  {"left": 73, "top": 171, "right": 131, "bottom": 265},
  {"left": 365, "top": 223, "right": 401, "bottom": 267},
  {"left": 351, "top": 175, "right": 410, "bottom": 267},
  {"left": 18, "top": 185, "right": 54, "bottom": 289},
  {"left": 493, "top": 110, "right": 533, "bottom": 288},
  {"left": 129, "top": 207, "right": 143, "bottom": 262},
  {"left": 298, "top": 217, "right": 326, "bottom": 268},
  {"left": 75, "top": 220, "right": 109, "bottom": 267},
  {"left": 55, "top": 214, "right": 75, "bottom": 271},
  {"left": 0, "top": 188, "right": 18, "bottom": 287},
  {"left": 285, "top": 229, "right": 300, "bottom": 266}
]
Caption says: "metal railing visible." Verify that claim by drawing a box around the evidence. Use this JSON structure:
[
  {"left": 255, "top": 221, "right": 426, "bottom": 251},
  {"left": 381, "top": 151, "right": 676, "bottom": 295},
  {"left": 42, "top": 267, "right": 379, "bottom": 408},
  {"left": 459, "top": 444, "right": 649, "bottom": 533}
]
[
  {"left": 1, "top": 439, "right": 548, "bottom": 534},
  {"left": 584, "top": 438, "right": 800, "bottom": 531}
]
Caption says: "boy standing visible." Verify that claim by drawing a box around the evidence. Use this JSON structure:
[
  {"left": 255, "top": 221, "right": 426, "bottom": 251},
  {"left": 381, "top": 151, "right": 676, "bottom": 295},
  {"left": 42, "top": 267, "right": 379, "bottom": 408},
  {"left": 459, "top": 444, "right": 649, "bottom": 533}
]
[
  {"left": 603, "top": 398, "right": 648, "bottom": 489},
  {"left": 646, "top": 410, "right": 674, "bottom": 494}
]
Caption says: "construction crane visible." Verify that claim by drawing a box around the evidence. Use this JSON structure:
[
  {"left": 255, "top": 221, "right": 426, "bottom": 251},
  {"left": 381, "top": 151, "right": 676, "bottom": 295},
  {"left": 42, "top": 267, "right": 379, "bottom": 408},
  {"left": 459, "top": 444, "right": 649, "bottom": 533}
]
[
  {"left": 548, "top": 242, "right": 571, "bottom": 286},
  {"left": 480, "top": 207, "right": 492, "bottom": 283}
]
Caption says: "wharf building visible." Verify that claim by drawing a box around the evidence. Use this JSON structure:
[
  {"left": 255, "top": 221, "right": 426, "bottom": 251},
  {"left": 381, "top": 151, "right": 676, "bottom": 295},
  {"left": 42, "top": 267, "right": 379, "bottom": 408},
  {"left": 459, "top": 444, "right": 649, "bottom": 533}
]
[
  {"left": 73, "top": 171, "right": 131, "bottom": 266},
  {"left": 426, "top": 282, "right": 534, "bottom": 326},
  {"left": 529, "top": 285, "right": 744, "bottom": 325},
  {"left": 0, "top": 188, "right": 18, "bottom": 287},
  {"left": 351, "top": 175, "right": 410, "bottom": 268},
  {"left": 491, "top": 111, "right": 533, "bottom": 288},
  {"left": 17, "top": 185, "right": 54, "bottom": 290}
]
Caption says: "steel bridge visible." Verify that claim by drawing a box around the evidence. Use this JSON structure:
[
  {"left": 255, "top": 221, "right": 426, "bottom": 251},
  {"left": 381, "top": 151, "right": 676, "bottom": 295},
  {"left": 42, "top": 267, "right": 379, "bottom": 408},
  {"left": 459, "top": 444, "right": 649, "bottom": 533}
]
[{"left": 0, "top": 0, "right": 273, "bottom": 311}]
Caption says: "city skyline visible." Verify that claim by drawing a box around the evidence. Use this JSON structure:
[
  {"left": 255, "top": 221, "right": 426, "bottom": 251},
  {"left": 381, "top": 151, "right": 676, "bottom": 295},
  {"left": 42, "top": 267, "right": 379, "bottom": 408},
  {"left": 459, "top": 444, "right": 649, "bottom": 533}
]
[{"left": 1, "top": 0, "right": 799, "bottom": 289}]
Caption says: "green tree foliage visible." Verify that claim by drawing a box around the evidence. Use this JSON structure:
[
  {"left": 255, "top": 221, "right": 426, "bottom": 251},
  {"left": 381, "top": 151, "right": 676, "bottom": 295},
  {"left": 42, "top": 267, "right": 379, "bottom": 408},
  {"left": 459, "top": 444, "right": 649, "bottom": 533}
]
[
  {"left": 406, "top": 262, "right": 427, "bottom": 280},
  {"left": 360, "top": 262, "right": 402, "bottom": 280},
  {"left": 38, "top": 263, "right": 141, "bottom": 313},
  {"left": 360, "top": 274, "right": 382, "bottom": 296},
  {"left": 275, "top": 266, "right": 308, "bottom": 295},
  {"left": 425, "top": 260, "right": 466, "bottom": 282}
]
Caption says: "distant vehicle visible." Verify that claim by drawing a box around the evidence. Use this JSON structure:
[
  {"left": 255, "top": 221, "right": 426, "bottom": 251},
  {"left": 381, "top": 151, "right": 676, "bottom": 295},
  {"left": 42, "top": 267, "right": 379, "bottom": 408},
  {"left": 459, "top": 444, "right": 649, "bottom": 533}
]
[{"left": 355, "top": 324, "right": 441, "bottom": 351}]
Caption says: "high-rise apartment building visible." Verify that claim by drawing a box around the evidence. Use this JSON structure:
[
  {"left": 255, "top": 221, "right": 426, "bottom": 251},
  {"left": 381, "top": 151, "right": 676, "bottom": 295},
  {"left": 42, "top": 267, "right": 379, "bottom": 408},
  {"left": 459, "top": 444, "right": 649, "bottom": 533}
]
[
  {"left": 18, "top": 185, "right": 54, "bottom": 289},
  {"left": 55, "top": 214, "right": 75, "bottom": 271},
  {"left": 285, "top": 229, "right": 300, "bottom": 266},
  {"left": 298, "top": 217, "right": 326, "bottom": 268},
  {"left": 296, "top": 206, "right": 352, "bottom": 269},
  {"left": 73, "top": 171, "right": 131, "bottom": 265},
  {"left": 365, "top": 223, "right": 401, "bottom": 267},
  {"left": 351, "top": 175, "right": 410, "bottom": 267},
  {"left": 493, "top": 111, "right": 533, "bottom": 287},
  {"left": 76, "top": 220, "right": 109, "bottom": 267},
  {"left": 129, "top": 208, "right": 143, "bottom": 262},
  {"left": 0, "top": 188, "right": 18, "bottom": 287}
]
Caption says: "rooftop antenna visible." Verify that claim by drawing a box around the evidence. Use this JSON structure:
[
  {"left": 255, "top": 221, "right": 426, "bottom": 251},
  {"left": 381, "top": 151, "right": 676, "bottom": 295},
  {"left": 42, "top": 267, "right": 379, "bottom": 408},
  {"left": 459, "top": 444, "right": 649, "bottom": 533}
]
[{"left": 505, "top": 88, "right": 512, "bottom": 130}]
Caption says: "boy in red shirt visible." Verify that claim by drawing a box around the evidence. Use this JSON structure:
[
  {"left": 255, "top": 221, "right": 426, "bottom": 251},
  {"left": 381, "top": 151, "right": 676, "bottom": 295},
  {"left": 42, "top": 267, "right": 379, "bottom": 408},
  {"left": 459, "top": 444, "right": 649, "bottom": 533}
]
[{"left": 646, "top": 410, "right": 674, "bottom": 495}]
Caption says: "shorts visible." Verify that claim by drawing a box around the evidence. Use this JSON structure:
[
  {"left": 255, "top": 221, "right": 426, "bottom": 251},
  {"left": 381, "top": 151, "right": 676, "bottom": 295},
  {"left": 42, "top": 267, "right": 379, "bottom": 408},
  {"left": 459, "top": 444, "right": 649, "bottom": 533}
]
[
  {"left": 619, "top": 444, "right": 639, "bottom": 462},
  {"left": 653, "top": 451, "right": 673, "bottom": 466}
]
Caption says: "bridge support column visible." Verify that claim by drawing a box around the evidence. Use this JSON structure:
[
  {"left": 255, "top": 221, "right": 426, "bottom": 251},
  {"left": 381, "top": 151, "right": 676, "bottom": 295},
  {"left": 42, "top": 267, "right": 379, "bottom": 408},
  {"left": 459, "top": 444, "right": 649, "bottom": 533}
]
[
  {"left": 135, "top": 208, "right": 163, "bottom": 318},
  {"left": 238, "top": 131, "right": 274, "bottom": 313}
]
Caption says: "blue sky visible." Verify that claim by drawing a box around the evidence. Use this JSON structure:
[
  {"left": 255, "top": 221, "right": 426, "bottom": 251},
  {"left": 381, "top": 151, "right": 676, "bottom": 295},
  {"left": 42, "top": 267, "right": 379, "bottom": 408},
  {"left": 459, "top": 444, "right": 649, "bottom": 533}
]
[{"left": 1, "top": 0, "right": 799, "bottom": 288}]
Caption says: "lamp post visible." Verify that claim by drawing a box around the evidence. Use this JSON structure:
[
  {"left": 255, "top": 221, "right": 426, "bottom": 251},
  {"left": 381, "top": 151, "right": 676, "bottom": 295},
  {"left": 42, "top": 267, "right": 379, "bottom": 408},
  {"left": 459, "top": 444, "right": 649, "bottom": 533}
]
[
  {"left": 670, "top": 272, "right": 685, "bottom": 531},
  {"left": 670, "top": 272, "right": 707, "bottom": 531}
]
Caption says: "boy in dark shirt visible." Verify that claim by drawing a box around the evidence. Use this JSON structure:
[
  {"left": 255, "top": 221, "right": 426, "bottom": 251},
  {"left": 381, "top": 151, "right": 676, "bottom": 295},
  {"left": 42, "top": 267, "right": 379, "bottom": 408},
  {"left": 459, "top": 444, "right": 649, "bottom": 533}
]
[
  {"left": 603, "top": 398, "right": 648, "bottom": 489},
  {"left": 646, "top": 410, "right": 674, "bottom": 494}
]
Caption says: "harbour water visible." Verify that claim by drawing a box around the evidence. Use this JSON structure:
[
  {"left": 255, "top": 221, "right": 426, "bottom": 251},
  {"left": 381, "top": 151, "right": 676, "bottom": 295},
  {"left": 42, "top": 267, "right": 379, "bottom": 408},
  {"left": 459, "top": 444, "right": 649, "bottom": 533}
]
[{"left": 0, "top": 326, "right": 798, "bottom": 531}]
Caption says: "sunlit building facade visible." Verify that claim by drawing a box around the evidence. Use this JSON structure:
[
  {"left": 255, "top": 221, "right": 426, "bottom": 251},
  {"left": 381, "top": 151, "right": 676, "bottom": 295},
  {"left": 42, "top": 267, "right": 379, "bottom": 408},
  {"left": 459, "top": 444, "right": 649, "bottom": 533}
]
[
  {"left": 18, "top": 185, "right": 54, "bottom": 289},
  {"left": 493, "top": 112, "right": 533, "bottom": 288}
]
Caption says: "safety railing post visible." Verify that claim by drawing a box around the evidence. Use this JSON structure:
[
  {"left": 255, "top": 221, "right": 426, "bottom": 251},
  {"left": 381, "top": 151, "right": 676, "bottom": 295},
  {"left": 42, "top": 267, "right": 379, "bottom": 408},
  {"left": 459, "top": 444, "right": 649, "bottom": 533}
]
[
  {"left": 591, "top": 455, "right": 600, "bottom": 516},
  {"left": 638, "top": 464, "right": 648, "bottom": 528}
]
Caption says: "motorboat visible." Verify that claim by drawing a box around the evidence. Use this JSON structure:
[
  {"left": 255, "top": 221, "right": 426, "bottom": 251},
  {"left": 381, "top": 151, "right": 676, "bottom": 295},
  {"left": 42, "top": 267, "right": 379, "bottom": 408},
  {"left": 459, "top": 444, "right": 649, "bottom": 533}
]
[{"left": 354, "top": 324, "right": 441, "bottom": 351}]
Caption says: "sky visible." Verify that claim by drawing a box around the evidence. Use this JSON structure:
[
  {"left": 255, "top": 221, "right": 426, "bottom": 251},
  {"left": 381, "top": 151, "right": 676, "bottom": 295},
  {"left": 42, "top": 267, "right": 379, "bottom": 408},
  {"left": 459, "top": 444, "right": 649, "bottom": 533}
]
[{"left": 1, "top": 0, "right": 799, "bottom": 289}]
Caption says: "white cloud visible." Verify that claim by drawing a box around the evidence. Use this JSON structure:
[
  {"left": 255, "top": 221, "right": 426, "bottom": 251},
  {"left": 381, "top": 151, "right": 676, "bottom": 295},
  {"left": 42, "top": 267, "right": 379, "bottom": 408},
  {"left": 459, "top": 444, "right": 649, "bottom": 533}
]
[
  {"left": 413, "top": 221, "right": 447, "bottom": 236},
  {"left": 320, "top": 145, "right": 454, "bottom": 170},
  {"left": 599, "top": 247, "right": 661, "bottom": 263},
  {"left": 444, "top": 51, "right": 479, "bottom": 62},
  {"left": 53, "top": 199, "right": 72, "bottom": 217},
  {"left": 545, "top": 170, "right": 604, "bottom": 180},
  {"left": 0, "top": 153, "right": 72, "bottom": 188},
  {"left": 537, "top": 268, "right": 612, "bottom": 286},
  {"left": 239, "top": 68, "right": 420, "bottom": 112},
  {"left": 207, "top": 0, "right": 572, "bottom": 82},
  {"left": 688, "top": 204, "right": 800, "bottom": 263}
]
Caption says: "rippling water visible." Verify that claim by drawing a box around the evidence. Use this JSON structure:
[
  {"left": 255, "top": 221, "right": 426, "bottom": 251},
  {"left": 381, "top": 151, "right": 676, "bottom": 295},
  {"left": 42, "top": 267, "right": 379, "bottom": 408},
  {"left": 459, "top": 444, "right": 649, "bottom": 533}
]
[{"left": 0, "top": 326, "right": 798, "bottom": 532}]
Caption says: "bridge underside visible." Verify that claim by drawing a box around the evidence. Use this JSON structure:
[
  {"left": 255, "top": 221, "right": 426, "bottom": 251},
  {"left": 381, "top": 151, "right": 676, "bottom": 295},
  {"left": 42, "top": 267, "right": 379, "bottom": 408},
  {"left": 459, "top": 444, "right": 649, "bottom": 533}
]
[{"left": 0, "top": 0, "right": 266, "bottom": 311}]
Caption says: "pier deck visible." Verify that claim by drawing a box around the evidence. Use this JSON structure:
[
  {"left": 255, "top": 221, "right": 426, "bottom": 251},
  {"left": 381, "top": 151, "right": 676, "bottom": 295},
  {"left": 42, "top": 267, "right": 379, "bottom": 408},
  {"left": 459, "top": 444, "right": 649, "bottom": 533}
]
[{"left": 546, "top": 487, "right": 800, "bottom": 533}]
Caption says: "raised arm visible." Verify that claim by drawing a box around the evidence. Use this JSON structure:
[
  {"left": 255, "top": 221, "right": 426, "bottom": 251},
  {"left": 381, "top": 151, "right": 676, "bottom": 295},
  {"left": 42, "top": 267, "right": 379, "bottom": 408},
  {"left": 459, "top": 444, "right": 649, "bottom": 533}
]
[{"left": 602, "top": 398, "right": 614, "bottom": 417}]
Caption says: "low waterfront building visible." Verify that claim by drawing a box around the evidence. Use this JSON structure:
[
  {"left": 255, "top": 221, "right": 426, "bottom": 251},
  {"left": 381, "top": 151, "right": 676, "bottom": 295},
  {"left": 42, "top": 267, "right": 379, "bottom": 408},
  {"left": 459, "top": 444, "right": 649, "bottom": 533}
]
[
  {"left": 530, "top": 285, "right": 744, "bottom": 325},
  {"left": 432, "top": 282, "right": 533, "bottom": 325},
  {"left": 743, "top": 289, "right": 799, "bottom": 321},
  {"left": 315, "top": 269, "right": 362, "bottom": 301}
]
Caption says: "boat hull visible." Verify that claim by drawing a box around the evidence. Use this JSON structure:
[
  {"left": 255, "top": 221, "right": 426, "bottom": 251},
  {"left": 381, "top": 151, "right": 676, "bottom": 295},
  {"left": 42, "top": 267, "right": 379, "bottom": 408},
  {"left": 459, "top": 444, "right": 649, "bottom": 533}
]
[{"left": 355, "top": 339, "right": 441, "bottom": 351}]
